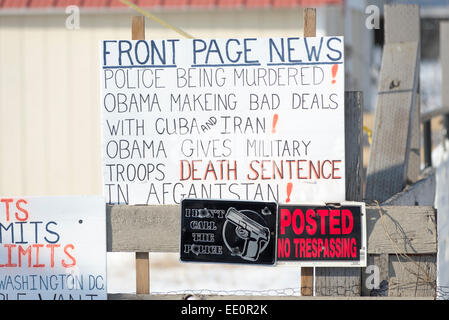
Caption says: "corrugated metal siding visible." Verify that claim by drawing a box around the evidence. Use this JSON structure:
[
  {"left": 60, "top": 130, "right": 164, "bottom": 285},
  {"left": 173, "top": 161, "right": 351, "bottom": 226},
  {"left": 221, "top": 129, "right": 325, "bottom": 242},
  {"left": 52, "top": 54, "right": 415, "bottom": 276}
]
[
  {"left": 0, "top": 14, "right": 105, "bottom": 196},
  {"left": 0, "top": 9, "right": 343, "bottom": 196},
  {"left": 0, "top": 0, "right": 343, "bottom": 9},
  {"left": 83, "top": 0, "right": 110, "bottom": 7},
  {"left": 2, "top": 0, "right": 30, "bottom": 8},
  {"left": 54, "top": 0, "right": 83, "bottom": 7}
]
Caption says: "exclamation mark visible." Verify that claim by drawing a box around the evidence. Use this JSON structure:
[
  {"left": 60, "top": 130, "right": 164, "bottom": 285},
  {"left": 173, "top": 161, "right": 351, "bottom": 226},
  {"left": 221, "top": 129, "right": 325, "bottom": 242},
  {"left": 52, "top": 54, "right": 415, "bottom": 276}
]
[
  {"left": 286, "top": 182, "right": 293, "bottom": 203},
  {"left": 331, "top": 64, "right": 338, "bottom": 84},
  {"left": 272, "top": 114, "right": 279, "bottom": 133}
]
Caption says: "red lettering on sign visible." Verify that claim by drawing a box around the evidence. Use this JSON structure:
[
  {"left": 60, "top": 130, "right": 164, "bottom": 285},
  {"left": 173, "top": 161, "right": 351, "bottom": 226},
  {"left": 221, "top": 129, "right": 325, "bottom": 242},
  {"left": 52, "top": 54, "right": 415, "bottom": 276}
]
[
  {"left": 3, "top": 244, "right": 17, "bottom": 267},
  {"left": 18, "top": 245, "right": 32, "bottom": 267},
  {"left": 329, "top": 209, "right": 341, "bottom": 235},
  {"left": 317, "top": 209, "right": 328, "bottom": 234},
  {"left": 46, "top": 244, "right": 61, "bottom": 268},
  {"left": 293, "top": 238, "right": 300, "bottom": 258},
  {"left": 15, "top": 199, "right": 29, "bottom": 222},
  {"left": 342, "top": 209, "right": 354, "bottom": 234},
  {"left": 32, "top": 244, "right": 45, "bottom": 268},
  {"left": 1, "top": 198, "right": 14, "bottom": 222},
  {"left": 305, "top": 209, "right": 317, "bottom": 235},
  {"left": 292, "top": 209, "right": 305, "bottom": 235},
  {"left": 280, "top": 208, "right": 291, "bottom": 235},
  {"left": 62, "top": 244, "right": 77, "bottom": 268},
  {"left": 305, "top": 238, "right": 311, "bottom": 258},
  {"left": 299, "top": 238, "right": 306, "bottom": 258}
]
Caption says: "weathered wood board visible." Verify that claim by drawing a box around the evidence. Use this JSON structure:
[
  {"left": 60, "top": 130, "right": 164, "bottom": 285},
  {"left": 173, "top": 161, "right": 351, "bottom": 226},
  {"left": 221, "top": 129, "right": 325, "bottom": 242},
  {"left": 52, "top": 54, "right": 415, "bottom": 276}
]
[
  {"left": 365, "top": 41, "right": 419, "bottom": 202},
  {"left": 384, "top": 4, "right": 421, "bottom": 183},
  {"left": 366, "top": 206, "right": 436, "bottom": 255},
  {"left": 131, "top": 15, "right": 150, "bottom": 295},
  {"left": 315, "top": 268, "right": 361, "bottom": 297},
  {"left": 384, "top": 4, "right": 420, "bottom": 44},
  {"left": 442, "top": 22, "right": 449, "bottom": 110},
  {"left": 361, "top": 253, "right": 389, "bottom": 296},
  {"left": 382, "top": 168, "right": 435, "bottom": 206},
  {"left": 107, "top": 205, "right": 436, "bottom": 255},
  {"left": 388, "top": 254, "right": 436, "bottom": 297},
  {"left": 362, "top": 254, "right": 437, "bottom": 298},
  {"left": 344, "top": 91, "right": 364, "bottom": 201},
  {"left": 107, "top": 204, "right": 180, "bottom": 252}
]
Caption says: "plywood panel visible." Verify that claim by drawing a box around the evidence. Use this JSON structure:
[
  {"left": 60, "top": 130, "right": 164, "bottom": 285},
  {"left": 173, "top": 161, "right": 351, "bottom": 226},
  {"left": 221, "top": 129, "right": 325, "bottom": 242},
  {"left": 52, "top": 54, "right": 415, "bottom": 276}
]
[
  {"left": 365, "top": 42, "right": 419, "bottom": 202},
  {"left": 366, "top": 206, "right": 436, "bottom": 255},
  {"left": 388, "top": 255, "right": 436, "bottom": 297}
]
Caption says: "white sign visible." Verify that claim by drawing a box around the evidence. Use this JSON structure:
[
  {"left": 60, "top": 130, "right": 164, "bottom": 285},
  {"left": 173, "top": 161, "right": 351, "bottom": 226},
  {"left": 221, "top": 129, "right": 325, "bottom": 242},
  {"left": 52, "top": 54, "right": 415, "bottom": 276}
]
[
  {"left": 0, "top": 196, "right": 107, "bottom": 300},
  {"left": 100, "top": 37, "right": 345, "bottom": 205}
]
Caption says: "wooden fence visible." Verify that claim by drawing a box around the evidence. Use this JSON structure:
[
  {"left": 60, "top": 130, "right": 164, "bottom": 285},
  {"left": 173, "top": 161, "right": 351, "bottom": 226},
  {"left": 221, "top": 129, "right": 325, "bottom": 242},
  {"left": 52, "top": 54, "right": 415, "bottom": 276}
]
[{"left": 105, "top": 4, "right": 449, "bottom": 299}]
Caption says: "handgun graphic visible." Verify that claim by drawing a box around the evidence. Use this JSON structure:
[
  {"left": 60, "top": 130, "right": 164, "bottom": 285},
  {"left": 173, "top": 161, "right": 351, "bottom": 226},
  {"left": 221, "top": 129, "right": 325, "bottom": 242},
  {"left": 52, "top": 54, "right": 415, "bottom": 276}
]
[{"left": 224, "top": 207, "right": 270, "bottom": 261}]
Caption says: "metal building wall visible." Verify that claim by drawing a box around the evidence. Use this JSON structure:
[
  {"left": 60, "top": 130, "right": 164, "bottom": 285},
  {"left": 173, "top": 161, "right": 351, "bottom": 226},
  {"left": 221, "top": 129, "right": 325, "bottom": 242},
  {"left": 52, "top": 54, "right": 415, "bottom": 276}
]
[{"left": 0, "top": 8, "right": 343, "bottom": 197}]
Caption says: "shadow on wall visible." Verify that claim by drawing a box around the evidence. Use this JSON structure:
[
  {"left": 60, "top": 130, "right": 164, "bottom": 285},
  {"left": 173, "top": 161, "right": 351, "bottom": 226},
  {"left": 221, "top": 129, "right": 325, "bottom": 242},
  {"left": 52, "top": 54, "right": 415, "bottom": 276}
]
[{"left": 433, "top": 139, "right": 449, "bottom": 296}]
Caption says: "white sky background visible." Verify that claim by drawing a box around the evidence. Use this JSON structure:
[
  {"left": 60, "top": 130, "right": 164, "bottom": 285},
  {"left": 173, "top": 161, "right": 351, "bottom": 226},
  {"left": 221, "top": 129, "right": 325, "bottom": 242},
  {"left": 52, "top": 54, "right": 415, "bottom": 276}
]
[{"left": 434, "top": 139, "right": 449, "bottom": 298}]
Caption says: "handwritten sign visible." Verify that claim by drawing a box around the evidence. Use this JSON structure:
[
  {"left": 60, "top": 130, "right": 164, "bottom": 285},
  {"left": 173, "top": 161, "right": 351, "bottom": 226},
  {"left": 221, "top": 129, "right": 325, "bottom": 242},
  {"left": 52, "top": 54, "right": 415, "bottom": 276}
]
[
  {"left": 277, "top": 202, "right": 366, "bottom": 267},
  {"left": 100, "top": 37, "right": 345, "bottom": 205},
  {"left": 0, "top": 196, "right": 107, "bottom": 300}
]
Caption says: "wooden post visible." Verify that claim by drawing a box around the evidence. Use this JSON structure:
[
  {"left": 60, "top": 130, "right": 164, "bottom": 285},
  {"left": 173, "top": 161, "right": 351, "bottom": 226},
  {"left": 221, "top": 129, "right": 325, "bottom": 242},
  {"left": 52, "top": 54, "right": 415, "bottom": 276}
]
[
  {"left": 423, "top": 120, "right": 432, "bottom": 167},
  {"left": 300, "top": 267, "right": 313, "bottom": 296},
  {"left": 365, "top": 4, "right": 421, "bottom": 201},
  {"left": 300, "top": 7, "right": 316, "bottom": 297},
  {"left": 132, "top": 15, "right": 150, "bottom": 295},
  {"left": 132, "top": 16, "right": 145, "bottom": 42},
  {"left": 303, "top": 8, "right": 316, "bottom": 38},
  {"left": 343, "top": 92, "right": 364, "bottom": 202},
  {"left": 136, "top": 252, "right": 150, "bottom": 294},
  {"left": 365, "top": 43, "right": 419, "bottom": 202},
  {"left": 315, "top": 92, "right": 363, "bottom": 296},
  {"left": 383, "top": 4, "right": 421, "bottom": 182},
  {"left": 364, "top": 4, "right": 421, "bottom": 296}
]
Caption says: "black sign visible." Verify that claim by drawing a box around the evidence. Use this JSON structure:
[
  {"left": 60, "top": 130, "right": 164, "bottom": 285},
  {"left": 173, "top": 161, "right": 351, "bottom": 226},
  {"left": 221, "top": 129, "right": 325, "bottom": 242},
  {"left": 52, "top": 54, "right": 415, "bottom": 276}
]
[
  {"left": 277, "top": 204, "right": 365, "bottom": 266},
  {"left": 180, "top": 199, "right": 278, "bottom": 265}
]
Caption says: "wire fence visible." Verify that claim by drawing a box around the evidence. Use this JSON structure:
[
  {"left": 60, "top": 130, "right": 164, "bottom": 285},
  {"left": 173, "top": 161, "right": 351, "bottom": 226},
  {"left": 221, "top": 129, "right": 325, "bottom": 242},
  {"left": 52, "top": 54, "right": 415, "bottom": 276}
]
[
  {"left": 150, "top": 284, "right": 449, "bottom": 299},
  {"left": 147, "top": 200, "right": 445, "bottom": 300}
]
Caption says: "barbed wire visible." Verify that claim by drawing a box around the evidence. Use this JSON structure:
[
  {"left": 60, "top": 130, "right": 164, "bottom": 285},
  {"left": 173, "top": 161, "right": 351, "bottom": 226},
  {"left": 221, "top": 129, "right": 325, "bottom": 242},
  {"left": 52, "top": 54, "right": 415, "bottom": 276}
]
[
  {"left": 150, "top": 201, "right": 446, "bottom": 300},
  {"left": 150, "top": 284, "right": 449, "bottom": 299},
  {"left": 152, "top": 287, "right": 302, "bottom": 297}
]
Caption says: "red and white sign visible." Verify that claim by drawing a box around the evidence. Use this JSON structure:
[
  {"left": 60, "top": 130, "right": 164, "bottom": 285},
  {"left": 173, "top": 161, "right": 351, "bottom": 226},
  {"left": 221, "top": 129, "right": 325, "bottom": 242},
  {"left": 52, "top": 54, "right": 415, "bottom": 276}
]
[
  {"left": 277, "top": 202, "right": 367, "bottom": 267},
  {"left": 0, "top": 196, "right": 107, "bottom": 300}
]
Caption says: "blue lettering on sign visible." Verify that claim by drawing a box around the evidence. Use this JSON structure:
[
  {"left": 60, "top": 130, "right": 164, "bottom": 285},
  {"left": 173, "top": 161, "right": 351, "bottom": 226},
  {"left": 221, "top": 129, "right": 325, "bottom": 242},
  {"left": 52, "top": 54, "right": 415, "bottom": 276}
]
[
  {"left": 102, "top": 40, "right": 179, "bottom": 68},
  {"left": 268, "top": 37, "right": 342, "bottom": 65},
  {"left": 192, "top": 38, "right": 260, "bottom": 67},
  {"left": 326, "top": 37, "right": 343, "bottom": 61}
]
